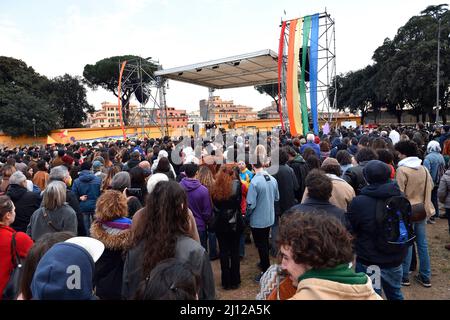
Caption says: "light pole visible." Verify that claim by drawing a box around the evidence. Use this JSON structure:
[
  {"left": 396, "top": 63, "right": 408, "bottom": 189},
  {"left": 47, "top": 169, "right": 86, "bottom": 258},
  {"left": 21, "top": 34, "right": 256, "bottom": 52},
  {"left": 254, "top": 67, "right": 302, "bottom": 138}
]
[
  {"left": 32, "top": 118, "right": 36, "bottom": 144},
  {"left": 436, "top": 18, "right": 441, "bottom": 125}
]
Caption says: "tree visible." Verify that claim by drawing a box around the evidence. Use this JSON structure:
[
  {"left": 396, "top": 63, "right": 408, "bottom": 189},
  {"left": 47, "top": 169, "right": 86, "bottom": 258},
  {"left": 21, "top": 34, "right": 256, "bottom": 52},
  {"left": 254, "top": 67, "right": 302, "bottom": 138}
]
[
  {"left": 48, "top": 74, "right": 94, "bottom": 128},
  {"left": 83, "top": 55, "right": 158, "bottom": 125},
  {"left": 333, "top": 5, "right": 450, "bottom": 124},
  {"left": 0, "top": 57, "right": 59, "bottom": 137}
]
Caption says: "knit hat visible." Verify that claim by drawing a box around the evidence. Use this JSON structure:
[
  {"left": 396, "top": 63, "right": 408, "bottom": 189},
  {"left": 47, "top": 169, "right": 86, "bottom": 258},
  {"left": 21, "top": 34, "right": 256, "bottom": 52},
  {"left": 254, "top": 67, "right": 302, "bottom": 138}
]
[
  {"left": 314, "top": 136, "right": 321, "bottom": 144},
  {"left": 92, "top": 160, "right": 103, "bottom": 171},
  {"left": 61, "top": 155, "right": 74, "bottom": 166},
  {"left": 321, "top": 157, "right": 340, "bottom": 168}
]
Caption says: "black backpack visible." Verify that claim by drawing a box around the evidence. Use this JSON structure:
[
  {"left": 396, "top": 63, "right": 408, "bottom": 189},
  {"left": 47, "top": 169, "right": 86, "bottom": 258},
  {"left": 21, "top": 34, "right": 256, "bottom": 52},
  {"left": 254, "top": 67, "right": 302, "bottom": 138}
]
[{"left": 375, "top": 196, "right": 415, "bottom": 254}]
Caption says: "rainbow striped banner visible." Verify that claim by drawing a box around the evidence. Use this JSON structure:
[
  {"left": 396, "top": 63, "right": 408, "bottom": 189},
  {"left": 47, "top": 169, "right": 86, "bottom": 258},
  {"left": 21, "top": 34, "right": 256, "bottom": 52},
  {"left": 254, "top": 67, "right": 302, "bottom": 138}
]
[
  {"left": 310, "top": 13, "right": 320, "bottom": 135},
  {"left": 282, "top": 14, "right": 320, "bottom": 137},
  {"left": 286, "top": 19, "right": 303, "bottom": 136}
]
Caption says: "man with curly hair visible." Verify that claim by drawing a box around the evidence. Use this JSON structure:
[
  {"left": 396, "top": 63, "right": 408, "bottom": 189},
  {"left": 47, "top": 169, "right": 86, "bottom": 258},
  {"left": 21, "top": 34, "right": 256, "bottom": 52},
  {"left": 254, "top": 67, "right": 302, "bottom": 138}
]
[{"left": 278, "top": 210, "right": 381, "bottom": 300}]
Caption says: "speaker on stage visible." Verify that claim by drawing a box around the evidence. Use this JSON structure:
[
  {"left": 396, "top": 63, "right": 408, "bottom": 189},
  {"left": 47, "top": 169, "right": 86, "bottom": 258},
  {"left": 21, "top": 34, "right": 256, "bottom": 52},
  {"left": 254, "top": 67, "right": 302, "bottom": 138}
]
[{"left": 299, "top": 47, "right": 310, "bottom": 82}]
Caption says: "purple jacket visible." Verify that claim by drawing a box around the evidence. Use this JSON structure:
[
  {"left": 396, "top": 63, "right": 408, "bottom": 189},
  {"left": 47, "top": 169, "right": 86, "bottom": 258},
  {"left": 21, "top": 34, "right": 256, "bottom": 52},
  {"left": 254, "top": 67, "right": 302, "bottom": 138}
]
[{"left": 179, "top": 178, "right": 212, "bottom": 231}]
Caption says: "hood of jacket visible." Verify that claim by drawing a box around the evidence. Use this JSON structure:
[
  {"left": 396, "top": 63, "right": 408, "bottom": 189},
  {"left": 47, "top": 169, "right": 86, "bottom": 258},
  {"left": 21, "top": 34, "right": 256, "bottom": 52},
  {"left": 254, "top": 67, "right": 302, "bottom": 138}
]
[
  {"left": 292, "top": 276, "right": 381, "bottom": 300},
  {"left": 291, "top": 154, "right": 306, "bottom": 164},
  {"left": 90, "top": 218, "right": 131, "bottom": 250},
  {"left": 78, "top": 170, "right": 97, "bottom": 183},
  {"left": 180, "top": 177, "right": 202, "bottom": 192},
  {"left": 6, "top": 183, "right": 28, "bottom": 201},
  {"left": 362, "top": 160, "right": 391, "bottom": 184},
  {"left": 360, "top": 181, "right": 401, "bottom": 199},
  {"left": 398, "top": 156, "right": 422, "bottom": 169},
  {"left": 31, "top": 242, "right": 96, "bottom": 300}
]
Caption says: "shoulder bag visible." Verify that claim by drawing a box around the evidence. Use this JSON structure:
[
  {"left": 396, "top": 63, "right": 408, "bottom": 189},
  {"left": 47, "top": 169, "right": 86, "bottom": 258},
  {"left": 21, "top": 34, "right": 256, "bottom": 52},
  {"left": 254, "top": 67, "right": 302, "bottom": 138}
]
[
  {"left": 2, "top": 232, "right": 23, "bottom": 300},
  {"left": 410, "top": 167, "right": 428, "bottom": 222}
]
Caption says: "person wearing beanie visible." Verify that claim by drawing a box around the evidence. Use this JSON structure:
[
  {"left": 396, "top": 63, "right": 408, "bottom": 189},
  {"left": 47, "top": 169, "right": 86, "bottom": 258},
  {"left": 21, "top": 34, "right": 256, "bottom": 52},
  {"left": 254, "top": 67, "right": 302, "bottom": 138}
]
[
  {"left": 71, "top": 161, "right": 101, "bottom": 236},
  {"left": 31, "top": 237, "right": 104, "bottom": 300},
  {"left": 92, "top": 160, "right": 106, "bottom": 183},
  {"left": 61, "top": 155, "right": 74, "bottom": 169},
  {"left": 348, "top": 160, "right": 408, "bottom": 300},
  {"left": 90, "top": 190, "right": 132, "bottom": 300}
]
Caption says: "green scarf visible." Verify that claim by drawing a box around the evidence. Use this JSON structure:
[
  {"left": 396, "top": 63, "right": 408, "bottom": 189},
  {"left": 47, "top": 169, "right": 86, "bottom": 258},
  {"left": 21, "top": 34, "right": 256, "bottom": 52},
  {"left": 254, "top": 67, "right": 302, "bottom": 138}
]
[{"left": 298, "top": 264, "right": 368, "bottom": 285}]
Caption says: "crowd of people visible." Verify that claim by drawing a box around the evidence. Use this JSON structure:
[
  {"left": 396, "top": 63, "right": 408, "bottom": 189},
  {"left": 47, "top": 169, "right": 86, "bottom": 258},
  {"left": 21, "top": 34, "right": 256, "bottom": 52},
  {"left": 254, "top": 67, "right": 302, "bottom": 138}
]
[{"left": 0, "top": 122, "right": 449, "bottom": 300}]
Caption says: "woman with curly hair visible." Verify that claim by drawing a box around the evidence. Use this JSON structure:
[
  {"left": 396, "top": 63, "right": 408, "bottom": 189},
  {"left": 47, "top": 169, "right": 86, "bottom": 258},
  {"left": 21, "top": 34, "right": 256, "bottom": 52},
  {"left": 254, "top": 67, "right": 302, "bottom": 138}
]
[
  {"left": 210, "top": 165, "right": 244, "bottom": 290},
  {"left": 122, "top": 180, "right": 215, "bottom": 300},
  {"left": 278, "top": 210, "right": 381, "bottom": 300},
  {"left": 91, "top": 190, "right": 131, "bottom": 300}
]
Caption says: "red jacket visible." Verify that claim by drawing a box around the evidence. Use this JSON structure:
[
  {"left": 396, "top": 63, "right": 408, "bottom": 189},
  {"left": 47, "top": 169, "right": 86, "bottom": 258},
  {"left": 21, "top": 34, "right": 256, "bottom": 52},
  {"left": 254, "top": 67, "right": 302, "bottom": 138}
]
[{"left": 0, "top": 225, "right": 33, "bottom": 299}]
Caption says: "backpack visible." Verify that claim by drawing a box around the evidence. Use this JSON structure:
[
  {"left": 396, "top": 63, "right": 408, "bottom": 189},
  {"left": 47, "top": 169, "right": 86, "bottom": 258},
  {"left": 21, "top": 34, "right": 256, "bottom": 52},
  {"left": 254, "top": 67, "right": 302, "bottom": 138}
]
[
  {"left": 435, "top": 162, "right": 445, "bottom": 186},
  {"left": 375, "top": 196, "right": 415, "bottom": 254}
]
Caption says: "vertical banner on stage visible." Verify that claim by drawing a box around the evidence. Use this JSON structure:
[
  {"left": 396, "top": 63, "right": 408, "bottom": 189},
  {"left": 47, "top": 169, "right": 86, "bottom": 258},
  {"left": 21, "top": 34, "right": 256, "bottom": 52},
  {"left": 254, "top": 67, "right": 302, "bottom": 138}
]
[
  {"left": 292, "top": 19, "right": 303, "bottom": 136},
  {"left": 278, "top": 21, "right": 287, "bottom": 131},
  {"left": 300, "top": 16, "right": 311, "bottom": 136},
  {"left": 118, "top": 61, "right": 128, "bottom": 140},
  {"left": 310, "top": 13, "right": 320, "bottom": 135},
  {"left": 286, "top": 19, "right": 298, "bottom": 136}
]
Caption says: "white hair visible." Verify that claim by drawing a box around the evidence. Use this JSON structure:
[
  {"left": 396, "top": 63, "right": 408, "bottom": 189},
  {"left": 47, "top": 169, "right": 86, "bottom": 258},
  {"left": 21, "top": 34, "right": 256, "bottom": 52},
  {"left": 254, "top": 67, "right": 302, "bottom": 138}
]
[
  {"left": 9, "top": 171, "right": 27, "bottom": 185},
  {"left": 49, "top": 165, "right": 69, "bottom": 181},
  {"left": 306, "top": 134, "right": 315, "bottom": 142},
  {"left": 427, "top": 140, "right": 441, "bottom": 153}
]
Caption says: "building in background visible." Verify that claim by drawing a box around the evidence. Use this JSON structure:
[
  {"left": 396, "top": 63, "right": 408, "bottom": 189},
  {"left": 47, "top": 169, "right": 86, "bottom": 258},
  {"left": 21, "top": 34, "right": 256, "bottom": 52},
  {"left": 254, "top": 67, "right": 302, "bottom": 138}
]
[
  {"left": 257, "top": 101, "right": 279, "bottom": 120},
  {"left": 85, "top": 102, "right": 187, "bottom": 129},
  {"left": 199, "top": 96, "right": 257, "bottom": 123}
]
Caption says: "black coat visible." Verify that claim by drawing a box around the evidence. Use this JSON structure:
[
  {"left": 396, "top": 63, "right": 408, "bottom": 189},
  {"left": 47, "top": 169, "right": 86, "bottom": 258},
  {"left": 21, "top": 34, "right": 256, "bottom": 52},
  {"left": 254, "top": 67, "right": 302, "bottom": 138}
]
[
  {"left": 211, "top": 180, "right": 244, "bottom": 234},
  {"left": 90, "top": 221, "right": 131, "bottom": 300},
  {"left": 287, "top": 155, "right": 309, "bottom": 202},
  {"left": 343, "top": 161, "right": 369, "bottom": 195},
  {"left": 273, "top": 164, "right": 299, "bottom": 215},
  {"left": 66, "top": 190, "right": 86, "bottom": 236},
  {"left": 348, "top": 182, "right": 408, "bottom": 268},
  {"left": 291, "top": 198, "right": 351, "bottom": 232},
  {"left": 6, "top": 184, "right": 41, "bottom": 232}
]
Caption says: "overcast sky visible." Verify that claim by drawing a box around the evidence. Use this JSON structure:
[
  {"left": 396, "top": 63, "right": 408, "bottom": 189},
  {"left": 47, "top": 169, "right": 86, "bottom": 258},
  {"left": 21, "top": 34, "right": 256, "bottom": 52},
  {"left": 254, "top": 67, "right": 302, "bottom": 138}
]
[{"left": 0, "top": 0, "right": 446, "bottom": 112}]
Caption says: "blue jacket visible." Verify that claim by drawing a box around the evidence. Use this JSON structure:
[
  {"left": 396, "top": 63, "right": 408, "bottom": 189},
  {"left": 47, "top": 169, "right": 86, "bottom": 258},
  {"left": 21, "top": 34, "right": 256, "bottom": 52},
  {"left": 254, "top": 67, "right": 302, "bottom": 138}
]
[
  {"left": 31, "top": 242, "right": 97, "bottom": 300},
  {"left": 246, "top": 171, "right": 279, "bottom": 228},
  {"left": 348, "top": 181, "right": 408, "bottom": 268},
  {"left": 300, "top": 142, "right": 321, "bottom": 159},
  {"left": 423, "top": 152, "right": 445, "bottom": 185},
  {"left": 72, "top": 170, "right": 101, "bottom": 213}
]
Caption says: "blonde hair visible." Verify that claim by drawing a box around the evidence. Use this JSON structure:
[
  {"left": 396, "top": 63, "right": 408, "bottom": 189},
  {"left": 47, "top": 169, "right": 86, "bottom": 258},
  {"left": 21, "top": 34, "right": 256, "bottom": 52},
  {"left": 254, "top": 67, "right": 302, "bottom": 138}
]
[{"left": 43, "top": 181, "right": 67, "bottom": 211}]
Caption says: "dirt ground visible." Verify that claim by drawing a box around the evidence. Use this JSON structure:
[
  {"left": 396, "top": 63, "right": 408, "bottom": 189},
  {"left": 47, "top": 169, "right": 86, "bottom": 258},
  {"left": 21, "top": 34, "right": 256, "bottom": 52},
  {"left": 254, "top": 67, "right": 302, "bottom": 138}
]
[{"left": 212, "top": 218, "right": 450, "bottom": 300}]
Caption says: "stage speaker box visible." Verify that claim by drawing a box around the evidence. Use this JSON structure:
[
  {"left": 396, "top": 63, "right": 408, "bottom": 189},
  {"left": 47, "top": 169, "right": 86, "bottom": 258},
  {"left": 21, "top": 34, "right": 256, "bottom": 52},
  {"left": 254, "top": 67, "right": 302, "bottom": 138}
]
[{"left": 299, "top": 47, "right": 310, "bottom": 82}]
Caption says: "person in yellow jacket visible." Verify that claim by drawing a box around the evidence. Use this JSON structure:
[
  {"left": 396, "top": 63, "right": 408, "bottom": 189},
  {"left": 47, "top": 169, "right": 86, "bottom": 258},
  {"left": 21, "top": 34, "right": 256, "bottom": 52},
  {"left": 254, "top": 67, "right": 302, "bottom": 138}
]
[{"left": 278, "top": 210, "right": 382, "bottom": 300}]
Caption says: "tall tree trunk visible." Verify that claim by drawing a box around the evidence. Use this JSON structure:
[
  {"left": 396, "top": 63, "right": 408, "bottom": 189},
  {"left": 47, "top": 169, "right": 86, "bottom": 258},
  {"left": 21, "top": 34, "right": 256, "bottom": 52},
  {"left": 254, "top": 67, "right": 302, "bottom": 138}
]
[
  {"left": 421, "top": 112, "right": 427, "bottom": 123},
  {"left": 428, "top": 111, "right": 435, "bottom": 124}
]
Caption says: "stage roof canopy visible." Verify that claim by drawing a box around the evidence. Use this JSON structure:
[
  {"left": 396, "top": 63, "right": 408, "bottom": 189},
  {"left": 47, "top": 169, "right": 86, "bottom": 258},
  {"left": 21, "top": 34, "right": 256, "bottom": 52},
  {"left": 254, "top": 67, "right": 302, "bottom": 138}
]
[{"left": 154, "top": 49, "right": 279, "bottom": 89}]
